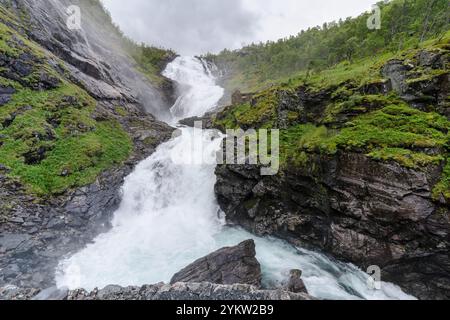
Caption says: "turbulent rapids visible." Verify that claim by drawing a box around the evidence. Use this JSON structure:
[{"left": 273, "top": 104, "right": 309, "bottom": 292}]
[{"left": 55, "top": 57, "right": 415, "bottom": 300}]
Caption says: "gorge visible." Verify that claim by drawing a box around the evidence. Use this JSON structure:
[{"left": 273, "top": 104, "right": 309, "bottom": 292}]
[
  {"left": 0, "top": 0, "right": 448, "bottom": 301},
  {"left": 55, "top": 56, "right": 415, "bottom": 300}
]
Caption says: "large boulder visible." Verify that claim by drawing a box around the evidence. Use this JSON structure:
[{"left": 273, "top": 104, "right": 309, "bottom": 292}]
[
  {"left": 170, "top": 240, "right": 262, "bottom": 287},
  {"left": 287, "top": 269, "right": 308, "bottom": 294}
]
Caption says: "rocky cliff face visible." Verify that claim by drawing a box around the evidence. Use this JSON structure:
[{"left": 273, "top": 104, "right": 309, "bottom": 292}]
[
  {"left": 213, "top": 45, "right": 450, "bottom": 299},
  {"left": 215, "top": 153, "right": 449, "bottom": 300},
  {"left": 0, "top": 0, "right": 175, "bottom": 292},
  {"left": 11, "top": 0, "right": 175, "bottom": 118}
]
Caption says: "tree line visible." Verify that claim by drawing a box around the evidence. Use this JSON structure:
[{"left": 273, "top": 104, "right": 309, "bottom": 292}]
[{"left": 209, "top": 0, "right": 449, "bottom": 85}]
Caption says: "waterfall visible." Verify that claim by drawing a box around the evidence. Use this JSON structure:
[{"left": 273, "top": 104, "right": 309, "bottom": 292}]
[
  {"left": 55, "top": 57, "right": 415, "bottom": 300},
  {"left": 162, "top": 56, "right": 224, "bottom": 121}
]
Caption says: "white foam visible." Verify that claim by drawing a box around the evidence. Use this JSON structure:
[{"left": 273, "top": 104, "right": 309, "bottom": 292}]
[
  {"left": 163, "top": 56, "right": 224, "bottom": 122},
  {"left": 55, "top": 56, "right": 416, "bottom": 300}
]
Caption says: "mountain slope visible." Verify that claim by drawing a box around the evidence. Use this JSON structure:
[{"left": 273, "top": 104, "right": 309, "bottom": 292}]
[
  {"left": 0, "top": 0, "right": 175, "bottom": 291},
  {"left": 208, "top": 0, "right": 449, "bottom": 103},
  {"left": 211, "top": 6, "right": 449, "bottom": 299}
]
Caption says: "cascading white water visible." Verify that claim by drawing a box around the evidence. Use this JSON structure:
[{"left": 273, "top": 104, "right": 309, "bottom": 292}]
[
  {"left": 163, "top": 56, "right": 224, "bottom": 121},
  {"left": 56, "top": 56, "right": 415, "bottom": 300}
]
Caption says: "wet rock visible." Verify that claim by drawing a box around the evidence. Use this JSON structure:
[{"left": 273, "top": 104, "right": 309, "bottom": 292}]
[
  {"left": 11, "top": 60, "right": 33, "bottom": 77},
  {"left": 46, "top": 217, "right": 65, "bottom": 230},
  {"left": 32, "top": 287, "right": 69, "bottom": 301},
  {"left": 215, "top": 152, "right": 450, "bottom": 299},
  {"left": 66, "top": 283, "right": 313, "bottom": 301},
  {"left": 287, "top": 270, "right": 308, "bottom": 294},
  {"left": 178, "top": 114, "right": 215, "bottom": 129},
  {"left": 0, "top": 234, "right": 31, "bottom": 252},
  {"left": 0, "top": 86, "right": 15, "bottom": 106},
  {"left": 382, "top": 60, "right": 409, "bottom": 94},
  {"left": 170, "top": 240, "right": 262, "bottom": 287},
  {"left": 35, "top": 72, "right": 60, "bottom": 90}
]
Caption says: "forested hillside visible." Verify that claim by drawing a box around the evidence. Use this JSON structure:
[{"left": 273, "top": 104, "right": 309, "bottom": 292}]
[{"left": 209, "top": 0, "right": 449, "bottom": 95}]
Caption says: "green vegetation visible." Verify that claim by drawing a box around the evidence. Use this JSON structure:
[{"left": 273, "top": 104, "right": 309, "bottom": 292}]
[
  {"left": 284, "top": 53, "right": 393, "bottom": 91},
  {"left": 279, "top": 124, "right": 334, "bottom": 166},
  {"left": 433, "top": 159, "right": 450, "bottom": 201},
  {"left": 334, "top": 104, "right": 448, "bottom": 152},
  {"left": 212, "top": 0, "right": 449, "bottom": 201},
  {"left": 0, "top": 16, "right": 132, "bottom": 196},
  {"left": 0, "top": 80, "right": 133, "bottom": 195},
  {"left": 131, "top": 45, "right": 175, "bottom": 85},
  {"left": 278, "top": 103, "right": 448, "bottom": 169},
  {"left": 216, "top": 89, "right": 280, "bottom": 129},
  {"left": 209, "top": 0, "right": 449, "bottom": 93},
  {"left": 0, "top": 1, "right": 176, "bottom": 197}
]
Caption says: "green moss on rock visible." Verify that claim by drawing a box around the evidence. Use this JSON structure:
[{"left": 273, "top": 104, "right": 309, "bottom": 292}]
[
  {"left": 433, "top": 159, "right": 450, "bottom": 202},
  {"left": 0, "top": 18, "right": 133, "bottom": 196}
]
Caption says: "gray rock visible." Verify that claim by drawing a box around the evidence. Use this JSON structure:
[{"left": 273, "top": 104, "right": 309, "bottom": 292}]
[
  {"left": 11, "top": 60, "right": 32, "bottom": 77},
  {"left": 36, "top": 72, "right": 60, "bottom": 90},
  {"left": 178, "top": 113, "right": 215, "bottom": 128},
  {"left": 215, "top": 151, "right": 450, "bottom": 300},
  {"left": 382, "top": 60, "right": 409, "bottom": 94},
  {"left": 417, "top": 51, "right": 444, "bottom": 69},
  {"left": 287, "top": 270, "right": 308, "bottom": 294},
  {"left": 0, "top": 86, "right": 15, "bottom": 106},
  {"left": 171, "top": 240, "right": 262, "bottom": 287},
  {"left": 0, "top": 234, "right": 31, "bottom": 252},
  {"left": 8, "top": 217, "right": 24, "bottom": 224},
  {"left": 66, "top": 282, "right": 313, "bottom": 301},
  {"left": 32, "top": 287, "right": 69, "bottom": 301}
]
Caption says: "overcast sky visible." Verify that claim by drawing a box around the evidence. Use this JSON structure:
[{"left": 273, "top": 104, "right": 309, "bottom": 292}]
[{"left": 101, "top": 0, "right": 378, "bottom": 55}]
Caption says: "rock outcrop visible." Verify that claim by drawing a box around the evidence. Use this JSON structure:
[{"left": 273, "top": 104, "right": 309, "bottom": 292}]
[
  {"left": 382, "top": 53, "right": 449, "bottom": 117},
  {"left": 215, "top": 151, "right": 450, "bottom": 300},
  {"left": 286, "top": 270, "right": 307, "bottom": 294},
  {"left": 213, "top": 48, "right": 450, "bottom": 300},
  {"left": 170, "top": 240, "right": 262, "bottom": 287}
]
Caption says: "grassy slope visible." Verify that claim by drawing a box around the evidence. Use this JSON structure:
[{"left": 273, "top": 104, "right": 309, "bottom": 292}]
[
  {"left": 214, "top": 34, "right": 450, "bottom": 201},
  {"left": 130, "top": 45, "right": 176, "bottom": 86},
  {"left": 0, "top": 6, "right": 132, "bottom": 196}
]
